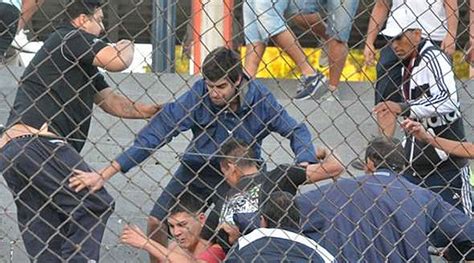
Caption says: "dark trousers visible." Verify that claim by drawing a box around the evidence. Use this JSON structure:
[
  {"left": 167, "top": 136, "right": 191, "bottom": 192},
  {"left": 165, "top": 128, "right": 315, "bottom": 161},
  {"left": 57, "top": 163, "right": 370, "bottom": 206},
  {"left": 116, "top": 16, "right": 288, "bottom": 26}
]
[
  {"left": 0, "top": 136, "right": 114, "bottom": 262},
  {"left": 375, "top": 43, "right": 403, "bottom": 104},
  {"left": 404, "top": 166, "right": 473, "bottom": 261},
  {"left": 0, "top": 3, "right": 19, "bottom": 57}
]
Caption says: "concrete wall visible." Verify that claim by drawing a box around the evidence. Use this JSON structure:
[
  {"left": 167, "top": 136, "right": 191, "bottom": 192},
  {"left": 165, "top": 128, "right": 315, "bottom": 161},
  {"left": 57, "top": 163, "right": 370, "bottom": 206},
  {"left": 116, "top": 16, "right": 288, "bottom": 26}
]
[{"left": 0, "top": 66, "right": 473, "bottom": 262}]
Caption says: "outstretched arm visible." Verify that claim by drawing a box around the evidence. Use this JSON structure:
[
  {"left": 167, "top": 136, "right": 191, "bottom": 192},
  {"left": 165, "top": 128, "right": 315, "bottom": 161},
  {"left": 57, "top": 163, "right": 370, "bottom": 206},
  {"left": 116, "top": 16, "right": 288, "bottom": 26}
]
[
  {"left": 121, "top": 224, "right": 194, "bottom": 263},
  {"left": 305, "top": 147, "right": 344, "bottom": 182},
  {"left": 94, "top": 87, "right": 161, "bottom": 119},
  {"left": 69, "top": 84, "right": 203, "bottom": 192},
  {"left": 264, "top": 91, "right": 316, "bottom": 164},
  {"left": 401, "top": 119, "right": 474, "bottom": 159}
]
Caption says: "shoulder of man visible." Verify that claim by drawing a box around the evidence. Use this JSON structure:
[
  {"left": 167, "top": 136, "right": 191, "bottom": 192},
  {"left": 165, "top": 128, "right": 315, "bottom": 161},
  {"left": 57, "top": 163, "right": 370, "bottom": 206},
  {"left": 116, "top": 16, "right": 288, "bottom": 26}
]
[
  {"left": 188, "top": 78, "right": 209, "bottom": 97},
  {"left": 267, "top": 164, "right": 304, "bottom": 178},
  {"left": 242, "top": 78, "right": 273, "bottom": 101},
  {"left": 417, "top": 41, "right": 448, "bottom": 65}
]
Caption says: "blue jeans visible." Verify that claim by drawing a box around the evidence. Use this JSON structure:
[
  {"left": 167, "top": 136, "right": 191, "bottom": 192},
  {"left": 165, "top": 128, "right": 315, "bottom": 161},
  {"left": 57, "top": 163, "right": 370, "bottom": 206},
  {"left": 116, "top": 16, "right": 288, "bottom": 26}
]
[
  {"left": 302, "top": 0, "right": 359, "bottom": 42},
  {"left": 0, "top": 136, "right": 114, "bottom": 262},
  {"left": 244, "top": 0, "right": 303, "bottom": 44}
]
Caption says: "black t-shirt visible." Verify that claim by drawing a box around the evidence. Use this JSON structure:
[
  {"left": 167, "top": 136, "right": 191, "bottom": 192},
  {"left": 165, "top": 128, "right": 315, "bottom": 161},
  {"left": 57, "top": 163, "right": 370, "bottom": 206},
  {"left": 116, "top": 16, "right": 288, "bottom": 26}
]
[
  {"left": 219, "top": 164, "right": 306, "bottom": 228},
  {"left": 7, "top": 23, "right": 109, "bottom": 152}
]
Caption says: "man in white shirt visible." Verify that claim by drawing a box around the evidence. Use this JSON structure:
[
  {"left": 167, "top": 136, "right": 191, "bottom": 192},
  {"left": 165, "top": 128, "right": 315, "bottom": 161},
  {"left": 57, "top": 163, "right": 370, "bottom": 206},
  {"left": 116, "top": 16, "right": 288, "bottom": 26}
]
[{"left": 363, "top": 0, "right": 458, "bottom": 137}]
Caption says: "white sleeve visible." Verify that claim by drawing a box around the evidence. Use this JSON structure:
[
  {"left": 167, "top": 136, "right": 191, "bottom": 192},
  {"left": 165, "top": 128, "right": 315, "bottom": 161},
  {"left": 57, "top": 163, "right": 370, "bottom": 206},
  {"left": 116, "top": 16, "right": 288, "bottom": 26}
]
[{"left": 408, "top": 50, "right": 459, "bottom": 119}]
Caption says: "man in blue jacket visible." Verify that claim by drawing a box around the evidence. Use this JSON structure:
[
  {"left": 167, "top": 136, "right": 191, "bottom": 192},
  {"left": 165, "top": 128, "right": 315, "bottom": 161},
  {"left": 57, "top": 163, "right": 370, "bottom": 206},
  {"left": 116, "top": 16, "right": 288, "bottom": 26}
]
[
  {"left": 69, "top": 47, "right": 317, "bottom": 259},
  {"left": 298, "top": 137, "right": 473, "bottom": 262}
]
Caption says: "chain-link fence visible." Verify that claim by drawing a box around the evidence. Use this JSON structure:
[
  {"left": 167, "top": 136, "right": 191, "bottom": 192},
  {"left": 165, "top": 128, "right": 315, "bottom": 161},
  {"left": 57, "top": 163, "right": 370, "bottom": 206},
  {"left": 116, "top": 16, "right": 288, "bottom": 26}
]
[{"left": 0, "top": 0, "right": 473, "bottom": 262}]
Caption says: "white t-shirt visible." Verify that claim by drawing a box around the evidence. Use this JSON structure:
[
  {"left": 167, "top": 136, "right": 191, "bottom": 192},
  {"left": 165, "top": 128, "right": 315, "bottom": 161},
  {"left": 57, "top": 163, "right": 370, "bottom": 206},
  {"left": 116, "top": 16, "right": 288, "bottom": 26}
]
[
  {"left": 381, "top": 0, "right": 448, "bottom": 41},
  {"left": 1, "top": 0, "right": 21, "bottom": 9}
]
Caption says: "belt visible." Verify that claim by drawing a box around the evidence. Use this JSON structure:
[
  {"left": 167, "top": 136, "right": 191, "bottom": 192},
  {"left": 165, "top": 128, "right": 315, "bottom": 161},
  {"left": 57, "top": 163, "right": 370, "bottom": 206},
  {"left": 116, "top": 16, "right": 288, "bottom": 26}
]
[{"left": 11, "top": 133, "right": 66, "bottom": 143}]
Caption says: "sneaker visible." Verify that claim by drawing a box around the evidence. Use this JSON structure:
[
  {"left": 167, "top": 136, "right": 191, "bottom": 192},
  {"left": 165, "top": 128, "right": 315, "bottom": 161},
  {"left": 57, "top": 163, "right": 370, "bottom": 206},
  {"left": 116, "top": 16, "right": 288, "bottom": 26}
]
[
  {"left": 319, "top": 44, "right": 329, "bottom": 68},
  {"left": 11, "top": 30, "right": 35, "bottom": 53},
  {"left": 319, "top": 89, "right": 340, "bottom": 102},
  {"left": 294, "top": 72, "right": 328, "bottom": 100}
]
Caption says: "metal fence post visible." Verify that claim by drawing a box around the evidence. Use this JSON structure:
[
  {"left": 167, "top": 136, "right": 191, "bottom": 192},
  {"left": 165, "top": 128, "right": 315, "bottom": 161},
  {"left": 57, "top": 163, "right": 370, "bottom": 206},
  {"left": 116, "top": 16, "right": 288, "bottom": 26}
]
[{"left": 152, "top": 0, "right": 176, "bottom": 73}]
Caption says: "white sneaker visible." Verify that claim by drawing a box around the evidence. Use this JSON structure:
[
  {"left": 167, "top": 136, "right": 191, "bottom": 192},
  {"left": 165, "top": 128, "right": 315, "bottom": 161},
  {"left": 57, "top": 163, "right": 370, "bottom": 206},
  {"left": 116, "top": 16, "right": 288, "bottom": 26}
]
[
  {"left": 319, "top": 89, "right": 340, "bottom": 102},
  {"left": 11, "top": 30, "right": 36, "bottom": 53},
  {"left": 319, "top": 44, "right": 329, "bottom": 68}
]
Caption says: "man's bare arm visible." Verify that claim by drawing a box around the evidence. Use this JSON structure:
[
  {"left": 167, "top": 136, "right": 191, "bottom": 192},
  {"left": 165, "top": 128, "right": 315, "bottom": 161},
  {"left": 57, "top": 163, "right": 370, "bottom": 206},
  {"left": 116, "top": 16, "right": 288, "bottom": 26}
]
[
  {"left": 18, "top": 0, "right": 44, "bottom": 31},
  {"left": 306, "top": 148, "right": 344, "bottom": 182},
  {"left": 402, "top": 119, "right": 474, "bottom": 159},
  {"left": 364, "top": 0, "right": 390, "bottom": 65},
  {"left": 94, "top": 88, "right": 161, "bottom": 119},
  {"left": 441, "top": 0, "right": 459, "bottom": 56},
  {"left": 93, "top": 40, "right": 135, "bottom": 72}
]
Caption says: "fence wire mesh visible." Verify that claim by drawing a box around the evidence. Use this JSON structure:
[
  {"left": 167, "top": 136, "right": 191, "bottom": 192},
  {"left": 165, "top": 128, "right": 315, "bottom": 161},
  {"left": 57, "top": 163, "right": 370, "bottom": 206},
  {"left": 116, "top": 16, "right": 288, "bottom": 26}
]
[{"left": 0, "top": 0, "right": 473, "bottom": 262}]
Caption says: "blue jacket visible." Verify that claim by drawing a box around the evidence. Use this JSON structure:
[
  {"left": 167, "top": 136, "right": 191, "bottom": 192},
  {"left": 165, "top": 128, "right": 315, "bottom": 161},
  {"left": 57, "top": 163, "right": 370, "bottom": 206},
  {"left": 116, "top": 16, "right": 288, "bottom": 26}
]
[
  {"left": 298, "top": 169, "right": 474, "bottom": 262},
  {"left": 116, "top": 78, "right": 316, "bottom": 172},
  {"left": 225, "top": 228, "right": 335, "bottom": 262}
]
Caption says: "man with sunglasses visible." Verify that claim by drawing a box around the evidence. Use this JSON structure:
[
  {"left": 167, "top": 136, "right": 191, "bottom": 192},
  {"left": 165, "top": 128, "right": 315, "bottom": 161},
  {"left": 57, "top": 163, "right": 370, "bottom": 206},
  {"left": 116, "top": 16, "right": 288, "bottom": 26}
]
[
  {"left": 0, "top": 0, "right": 160, "bottom": 261},
  {"left": 70, "top": 46, "right": 317, "bottom": 261},
  {"left": 371, "top": 22, "right": 472, "bottom": 259}
]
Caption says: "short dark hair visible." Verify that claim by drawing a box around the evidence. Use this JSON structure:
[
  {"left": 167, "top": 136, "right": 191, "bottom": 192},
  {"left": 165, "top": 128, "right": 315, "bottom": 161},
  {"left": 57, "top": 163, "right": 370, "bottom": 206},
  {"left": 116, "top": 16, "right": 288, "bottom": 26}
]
[
  {"left": 261, "top": 191, "right": 300, "bottom": 230},
  {"left": 169, "top": 192, "right": 205, "bottom": 216},
  {"left": 202, "top": 47, "right": 243, "bottom": 84},
  {"left": 220, "top": 139, "right": 258, "bottom": 169},
  {"left": 365, "top": 137, "right": 406, "bottom": 172},
  {"left": 63, "top": 0, "right": 102, "bottom": 22}
]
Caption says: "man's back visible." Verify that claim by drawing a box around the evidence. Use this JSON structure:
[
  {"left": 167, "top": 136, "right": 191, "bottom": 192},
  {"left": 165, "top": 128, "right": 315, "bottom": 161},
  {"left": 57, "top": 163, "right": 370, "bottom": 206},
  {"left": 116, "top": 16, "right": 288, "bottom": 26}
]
[
  {"left": 225, "top": 228, "right": 334, "bottom": 262},
  {"left": 298, "top": 169, "right": 474, "bottom": 262},
  {"left": 6, "top": 23, "right": 109, "bottom": 151}
]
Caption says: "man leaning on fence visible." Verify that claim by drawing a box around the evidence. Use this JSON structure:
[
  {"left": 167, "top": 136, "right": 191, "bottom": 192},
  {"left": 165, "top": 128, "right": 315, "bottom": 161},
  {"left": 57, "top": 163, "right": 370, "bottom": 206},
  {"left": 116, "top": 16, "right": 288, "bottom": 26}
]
[
  {"left": 226, "top": 191, "right": 335, "bottom": 262},
  {"left": 0, "top": 0, "right": 160, "bottom": 261},
  {"left": 299, "top": 137, "right": 474, "bottom": 262},
  {"left": 69, "top": 46, "right": 318, "bottom": 261},
  {"left": 372, "top": 19, "right": 472, "bottom": 216}
]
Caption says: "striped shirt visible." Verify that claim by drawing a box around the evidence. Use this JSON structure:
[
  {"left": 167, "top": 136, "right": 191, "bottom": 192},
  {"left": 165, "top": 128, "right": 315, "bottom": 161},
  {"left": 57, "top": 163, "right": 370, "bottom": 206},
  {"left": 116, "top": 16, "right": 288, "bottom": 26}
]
[{"left": 402, "top": 40, "right": 468, "bottom": 175}]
